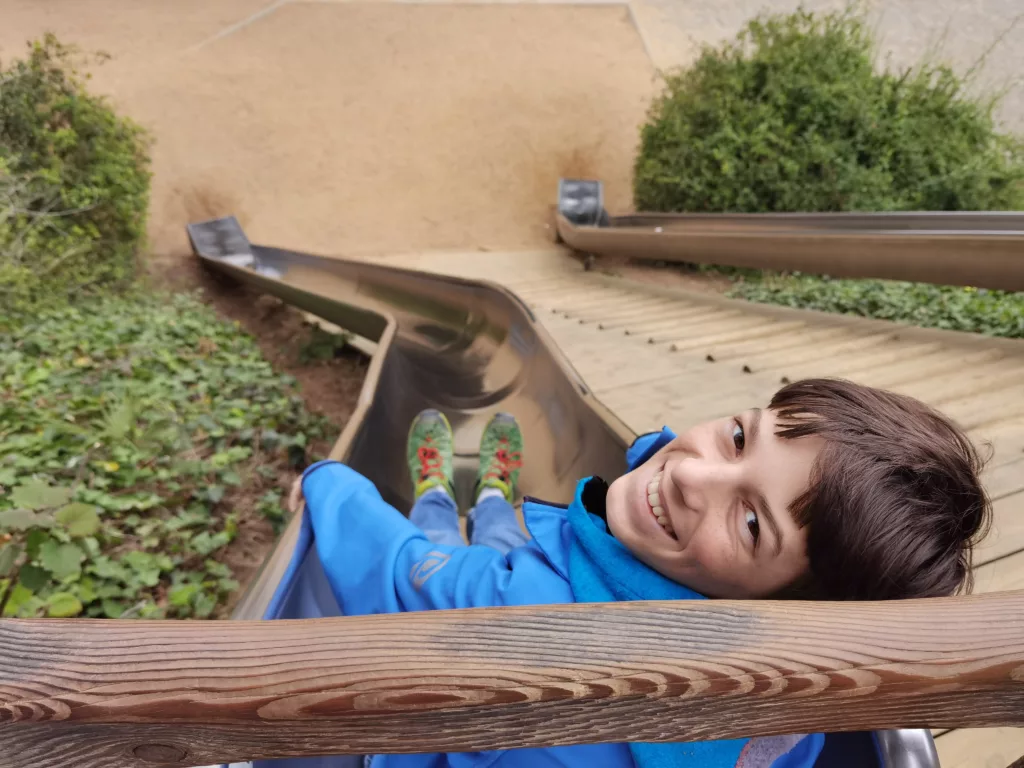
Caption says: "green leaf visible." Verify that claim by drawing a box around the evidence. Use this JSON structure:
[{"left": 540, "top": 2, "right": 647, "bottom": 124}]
[
  {"left": 204, "top": 559, "right": 232, "bottom": 579},
  {"left": 18, "top": 563, "right": 49, "bottom": 591},
  {"left": 103, "top": 397, "right": 135, "bottom": 441},
  {"left": 193, "top": 590, "right": 217, "bottom": 618},
  {"left": 3, "top": 584, "right": 34, "bottom": 617},
  {"left": 77, "top": 576, "right": 98, "bottom": 604},
  {"left": 0, "top": 508, "right": 41, "bottom": 531},
  {"left": 101, "top": 598, "right": 126, "bottom": 618},
  {"left": 54, "top": 503, "right": 101, "bottom": 537},
  {"left": 0, "top": 543, "right": 21, "bottom": 576},
  {"left": 46, "top": 592, "right": 83, "bottom": 618},
  {"left": 123, "top": 551, "right": 159, "bottom": 573},
  {"left": 169, "top": 583, "right": 200, "bottom": 607},
  {"left": 10, "top": 479, "right": 72, "bottom": 511},
  {"left": 39, "top": 540, "right": 84, "bottom": 580},
  {"left": 24, "top": 529, "right": 47, "bottom": 559},
  {"left": 190, "top": 531, "right": 230, "bottom": 556},
  {"left": 89, "top": 556, "right": 130, "bottom": 582}
]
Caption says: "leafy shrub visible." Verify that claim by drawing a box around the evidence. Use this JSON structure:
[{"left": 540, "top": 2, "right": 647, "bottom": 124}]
[
  {"left": 634, "top": 7, "right": 1024, "bottom": 213},
  {"left": 633, "top": 6, "right": 1024, "bottom": 336},
  {"left": 729, "top": 275, "right": 1024, "bottom": 338},
  {"left": 0, "top": 292, "right": 330, "bottom": 619},
  {"left": 1, "top": 35, "right": 151, "bottom": 314}
]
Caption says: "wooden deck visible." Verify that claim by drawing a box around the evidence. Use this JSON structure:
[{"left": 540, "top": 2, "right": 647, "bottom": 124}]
[{"left": 382, "top": 247, "right": 1024, "bottom": 767}]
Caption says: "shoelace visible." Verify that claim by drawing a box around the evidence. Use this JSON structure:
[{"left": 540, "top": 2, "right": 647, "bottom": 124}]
[
  {"left": 417, "top": 438, "right": 446, "bottom": 482},
  {"left": 482, "top": 437, "right": 522, "bottom": 483}
]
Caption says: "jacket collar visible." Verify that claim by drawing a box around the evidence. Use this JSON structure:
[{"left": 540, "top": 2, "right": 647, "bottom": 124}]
[{"left": 522, "top": 476, "right": 607, "bottom": 581}]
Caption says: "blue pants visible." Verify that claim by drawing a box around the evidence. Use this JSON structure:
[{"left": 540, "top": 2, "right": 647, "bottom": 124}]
[{"left": 410, "top": 490, "right": 529, "bottom": 553}]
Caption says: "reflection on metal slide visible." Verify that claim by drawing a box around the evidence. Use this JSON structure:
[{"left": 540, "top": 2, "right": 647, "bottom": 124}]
[{"left": 188, "top": 214, "right": 940, "bottom": 768}]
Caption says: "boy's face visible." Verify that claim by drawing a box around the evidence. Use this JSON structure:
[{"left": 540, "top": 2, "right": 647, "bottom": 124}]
[{"left": 606, "top": 408, "right": 821, "bottom": 599}]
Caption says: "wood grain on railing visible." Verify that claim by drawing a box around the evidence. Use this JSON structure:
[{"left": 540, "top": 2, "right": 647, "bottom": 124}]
[{"left": 3, "top": 594, "right": 1024, "bottom": 768}]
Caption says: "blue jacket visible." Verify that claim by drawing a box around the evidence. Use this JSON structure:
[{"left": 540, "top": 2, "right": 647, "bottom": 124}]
[{"left": 296, "top": 429, "right": 824, "bottom": 768}]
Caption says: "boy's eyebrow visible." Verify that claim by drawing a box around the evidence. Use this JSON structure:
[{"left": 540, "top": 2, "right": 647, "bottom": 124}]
[
  {"left": 747, "top": 409, "right": 782, "bottom": 556},
  {"left": 749, "top": 407, "right": 763, "bottom": 445},
  {"left": 755, "top": 491, "right": 784, "bottom": 557}
]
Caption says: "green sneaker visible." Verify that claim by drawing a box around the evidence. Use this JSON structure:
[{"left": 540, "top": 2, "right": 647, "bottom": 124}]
[
  {"left": 475, "top": 412, "right": 524, "bottom": 503},
  {"left": 407, "top": 409, "right": 455, "bottom": 500}
]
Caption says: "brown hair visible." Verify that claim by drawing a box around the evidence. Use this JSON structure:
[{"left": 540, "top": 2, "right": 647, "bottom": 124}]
[{"left": 769, "top": 378, "right": 990, "bottom": 601}]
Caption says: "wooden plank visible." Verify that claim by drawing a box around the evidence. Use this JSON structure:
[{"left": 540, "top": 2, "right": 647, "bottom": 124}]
[
  {"left": 894, "top": 363, "right": 1024, "bottom": 408},
  {"left": 970, "top": 424, "right": 1024, "bottom": 469},
  {"left": 945, "top": 391, "right": 1024, "bottom": 433},
  {"left": 838, "top": 348, "right": 1005, "bottom": 391},
  {"left": 936, "top": 728, "right": 1024, "bottom": 768},
  {"left": 658, "top": 342, "right": 947, "bottom": 414},
  {"left": 6, "top": 593, "right": 1024, "bottom": 768},
  {"left": 764, "top": 341, "right": 947, "bottom": 380},
  {"left": 974, "top": 490, "right": 1024, "bottom": 566},
  {"left": 973, "top": 551, "right": 1024, "bottom": 594},
  {"left": 701, "top": 329, "right": 895, "bottom": 369},
  {"left": 635, "top": 309, "right": 754, "bottom": 340},
  {"left": 985, "top": 457, "right": 1024, "bottom": 501},
  {"left": 596, "top": 302, "right": 729, "bottom": 328},
  {"left": 697, "top": 326, "right": 855, "bottom": 362},
  {"left": 550, "top": 292, "right": 654, "bottom": 314},
  {"left": 645, "top": 312, "right": 760, "bottom": 342},
  {"left": 668, "top": 321, "right": 811, "bottom": 352},
  {"left": 585, "top": 300, "right": 685, "bottom": 324}
]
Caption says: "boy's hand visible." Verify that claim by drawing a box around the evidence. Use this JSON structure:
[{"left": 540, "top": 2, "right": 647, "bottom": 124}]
[{"left": 288, "top": 476, "right": 304, "bottom": 515}]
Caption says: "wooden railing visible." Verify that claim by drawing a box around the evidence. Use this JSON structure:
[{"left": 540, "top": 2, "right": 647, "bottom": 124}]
[{"left": 4, "top": 593, "right": 1024, "bottom": 767}]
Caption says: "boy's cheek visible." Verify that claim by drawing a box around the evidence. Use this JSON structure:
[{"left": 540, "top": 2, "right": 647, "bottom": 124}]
[{"left": 605, "top": 474, "right": 631, "bottom": 538}]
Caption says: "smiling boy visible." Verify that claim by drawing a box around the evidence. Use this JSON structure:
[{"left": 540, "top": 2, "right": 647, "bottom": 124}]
[{"left": 289, "top": 378, "right": 990, "bottom": 768}]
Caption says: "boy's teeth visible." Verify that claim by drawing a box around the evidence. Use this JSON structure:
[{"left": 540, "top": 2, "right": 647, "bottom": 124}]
[{"left": 648, "top": 491, "right": 660, "bottom": 506}]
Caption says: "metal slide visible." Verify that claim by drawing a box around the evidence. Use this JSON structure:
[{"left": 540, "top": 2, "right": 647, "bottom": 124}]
[
  {"left": 188, "top": 216, "right": 939, "bottom": 768},
  {"left": 556, "top": 179, "right": 1024, "bottom": 292}
]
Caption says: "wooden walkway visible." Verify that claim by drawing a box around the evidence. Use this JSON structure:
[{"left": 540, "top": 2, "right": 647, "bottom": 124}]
[{"left": 381, "top": 247, "right": 1024, "bottom": 768}]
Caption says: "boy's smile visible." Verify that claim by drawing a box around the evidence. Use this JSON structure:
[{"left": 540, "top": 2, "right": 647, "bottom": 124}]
[
  {"left": 645, "top": 468, "right": 677, "bottom": 539},
  {"left": 606, "top": 408, "right": 821, "bottom": 599}
]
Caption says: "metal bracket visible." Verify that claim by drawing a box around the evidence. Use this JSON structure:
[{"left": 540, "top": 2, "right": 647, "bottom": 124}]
[
  {"left": 557, "top": 179, "right": 607, "bottom": 227},
  {"left": 187, "top": 216, "right": 282, "bottom": 278}
]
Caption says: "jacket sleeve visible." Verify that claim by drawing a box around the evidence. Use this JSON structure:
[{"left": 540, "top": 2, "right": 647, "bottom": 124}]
[{"left": 300, "top": 461, "right": 560, "bottom": 615}]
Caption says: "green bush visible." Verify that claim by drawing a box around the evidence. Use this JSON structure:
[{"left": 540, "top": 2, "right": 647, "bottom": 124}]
[
  {"left": 634, "top": 7, "right": 1024, "bottom": 213},
  {"left": 729, "top": 276, "right": 1024, "bottom": 338},
  {"left": 633, "top": 6, "right": 1024, "bottom": 337},
  {"left": 0, "top": 292, "right": 330, "bottom": 619},
  {"left": 1, "top": 35, "right": 151, "bottom": 313}
]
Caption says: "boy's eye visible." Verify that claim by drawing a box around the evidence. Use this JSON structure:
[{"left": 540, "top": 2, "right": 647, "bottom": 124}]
[
  {"left": 732, "top": 420, "right": 745, "bottom": 452},
  {"left": 744, "top": 507, "right": 760, "bottom": 546}
]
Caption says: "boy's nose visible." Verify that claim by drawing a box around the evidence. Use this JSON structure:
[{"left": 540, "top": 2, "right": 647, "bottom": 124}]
[{"left": 670, "top": 457, "right": 739, "bottom": 512}]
